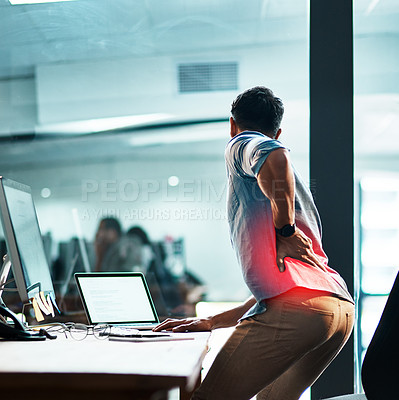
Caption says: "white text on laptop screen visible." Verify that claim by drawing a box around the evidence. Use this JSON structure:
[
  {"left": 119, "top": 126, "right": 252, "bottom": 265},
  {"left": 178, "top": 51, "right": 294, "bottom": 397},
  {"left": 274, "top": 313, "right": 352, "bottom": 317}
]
[{"left": 78, "top": 276, "right": 157, "bottom": 324}]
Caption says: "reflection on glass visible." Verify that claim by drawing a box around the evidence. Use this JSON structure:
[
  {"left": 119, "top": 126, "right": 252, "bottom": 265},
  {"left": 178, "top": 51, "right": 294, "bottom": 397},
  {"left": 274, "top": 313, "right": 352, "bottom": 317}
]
[
  {"left": 355, "top": 0, "right": 399, "bottom": 390},
  {"left": 360, "top": 295, "right": 388, "bottom": 350},
  {"left": 1, "top": 2, "right": 311, "bottom": 397},
  {"left": 0, "top": 0, "right": 310, "bottom": 307}
]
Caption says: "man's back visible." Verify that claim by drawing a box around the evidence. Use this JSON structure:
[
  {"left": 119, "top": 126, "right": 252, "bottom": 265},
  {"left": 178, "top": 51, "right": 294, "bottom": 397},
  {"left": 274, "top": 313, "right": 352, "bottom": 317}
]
[{"left": 225, "top": 130, "right": 353, "bottom": 311}]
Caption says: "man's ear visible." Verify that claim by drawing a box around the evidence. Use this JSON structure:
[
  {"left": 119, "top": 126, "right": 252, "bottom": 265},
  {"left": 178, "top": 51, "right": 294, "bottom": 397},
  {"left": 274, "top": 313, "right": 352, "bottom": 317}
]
[
  {"left": 230, "top": 117, "right": 238, "bottom": 138},
  {"left": 275, "top": 128, "right": 282, "bottom": 140}
]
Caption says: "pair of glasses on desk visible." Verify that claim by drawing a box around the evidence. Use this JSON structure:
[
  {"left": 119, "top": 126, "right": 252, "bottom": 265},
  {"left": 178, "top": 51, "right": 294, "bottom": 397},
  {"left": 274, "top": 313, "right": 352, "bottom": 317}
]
[{"left": 44, "top": 323, "right": 111, "bottom": 341}]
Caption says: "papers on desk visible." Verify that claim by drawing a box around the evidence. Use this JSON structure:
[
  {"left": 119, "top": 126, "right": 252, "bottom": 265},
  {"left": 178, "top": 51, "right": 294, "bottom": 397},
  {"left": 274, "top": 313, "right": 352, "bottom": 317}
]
[
  {"left": 31, "top": 292, "right": 58, "bottom": 322},
  {"left": 109, "top": 332, "right": 195, "bottom": 343}
]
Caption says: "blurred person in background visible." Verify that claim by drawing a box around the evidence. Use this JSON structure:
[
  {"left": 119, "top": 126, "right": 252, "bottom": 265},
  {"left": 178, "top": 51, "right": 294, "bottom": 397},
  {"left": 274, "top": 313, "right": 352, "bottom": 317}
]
[{"left": 94, "top": 217, "right": 122, "bottom": 272}]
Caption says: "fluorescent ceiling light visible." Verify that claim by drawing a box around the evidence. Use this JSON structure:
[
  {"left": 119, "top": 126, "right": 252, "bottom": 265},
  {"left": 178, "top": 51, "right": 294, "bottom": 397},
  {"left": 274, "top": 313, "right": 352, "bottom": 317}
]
[
  {"left": 128, "top": 123, "right": 227, "bottom": 147},
  {"left": 9, "top": 0, "right": 75, "bottom": 5},
  {"left": 35, "top": 113, "right": 173, "bottom": 135}
]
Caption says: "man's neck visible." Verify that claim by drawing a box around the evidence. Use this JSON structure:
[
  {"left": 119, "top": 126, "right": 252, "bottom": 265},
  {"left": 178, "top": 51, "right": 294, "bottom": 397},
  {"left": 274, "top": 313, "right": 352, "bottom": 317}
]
[{"left": 236, "top": 129, "right": 275, "bottom": 139}]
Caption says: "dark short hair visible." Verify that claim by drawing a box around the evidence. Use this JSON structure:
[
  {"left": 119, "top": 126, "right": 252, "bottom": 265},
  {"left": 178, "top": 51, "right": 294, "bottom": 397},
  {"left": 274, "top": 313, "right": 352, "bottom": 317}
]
[
  {"left": 127, "top": 226, "right": 151, "bottom": 245},
  {"left": 100, "top": 217, "right": 122, "bottom": 237},
  {"left": 231, "top": 86, "right": 284, "bottom": 136}
]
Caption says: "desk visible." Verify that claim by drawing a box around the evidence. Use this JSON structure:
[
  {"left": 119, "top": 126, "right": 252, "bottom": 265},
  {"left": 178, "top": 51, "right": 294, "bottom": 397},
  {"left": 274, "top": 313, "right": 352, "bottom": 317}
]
[{"left": 0, "top": 331, "right": 210, "bottom": 400}]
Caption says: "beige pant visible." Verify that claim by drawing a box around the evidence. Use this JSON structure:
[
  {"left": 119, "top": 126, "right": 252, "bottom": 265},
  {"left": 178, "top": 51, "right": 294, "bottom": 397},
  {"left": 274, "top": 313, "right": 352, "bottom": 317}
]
[{"left": 193, "top": 288, "right": 355, "bottom": 400}]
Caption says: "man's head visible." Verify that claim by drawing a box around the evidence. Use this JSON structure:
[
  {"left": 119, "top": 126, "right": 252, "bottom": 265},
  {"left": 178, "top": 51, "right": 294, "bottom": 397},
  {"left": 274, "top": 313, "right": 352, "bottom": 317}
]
[
  {"left": 230, "top": 86, "right": 284, "bottom": 139},
  {"left": 95, "top": 217, "right": 122, "bottom": 246},
  {"left": 127, "top": 226, "right": 151, "bottom": 246}
]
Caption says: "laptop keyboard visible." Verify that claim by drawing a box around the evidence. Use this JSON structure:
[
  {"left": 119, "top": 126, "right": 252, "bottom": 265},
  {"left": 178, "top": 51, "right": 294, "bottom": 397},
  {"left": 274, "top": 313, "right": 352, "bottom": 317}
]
[
  {"left": 109, "top": 326, "right": 141, "bottom": 337},
  {"left": 108, "top": 326, "right": 171, "bottom": 338}
]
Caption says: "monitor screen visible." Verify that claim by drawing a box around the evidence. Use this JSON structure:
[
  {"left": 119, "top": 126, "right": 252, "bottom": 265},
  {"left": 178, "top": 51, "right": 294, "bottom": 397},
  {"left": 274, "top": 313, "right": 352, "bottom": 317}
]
[{"left": 0, "top": 177, "right": 55, "bottom": 304}]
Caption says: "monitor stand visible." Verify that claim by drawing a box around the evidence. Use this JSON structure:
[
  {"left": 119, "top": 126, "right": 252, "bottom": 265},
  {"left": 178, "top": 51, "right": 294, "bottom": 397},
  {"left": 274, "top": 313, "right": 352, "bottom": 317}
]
[{"left": 0, "top": 254, "right": 12, "bottom": 307}]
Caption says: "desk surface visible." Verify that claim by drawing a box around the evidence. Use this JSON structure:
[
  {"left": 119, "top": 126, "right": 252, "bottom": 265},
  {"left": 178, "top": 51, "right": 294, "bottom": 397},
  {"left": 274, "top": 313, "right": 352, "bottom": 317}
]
[{"left": 0, "top": 331, "right": 210, "bottom": 400}]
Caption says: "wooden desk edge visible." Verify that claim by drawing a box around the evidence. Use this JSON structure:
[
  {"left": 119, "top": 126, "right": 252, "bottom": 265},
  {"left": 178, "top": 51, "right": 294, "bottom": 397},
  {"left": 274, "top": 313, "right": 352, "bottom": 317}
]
[{"left": 0, "top": 332, "right": 211, "bottom": 398}]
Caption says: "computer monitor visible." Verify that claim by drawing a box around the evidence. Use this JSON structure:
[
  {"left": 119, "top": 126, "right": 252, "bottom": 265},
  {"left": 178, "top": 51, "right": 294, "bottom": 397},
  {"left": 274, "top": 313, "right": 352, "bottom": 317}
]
[{"left": 0, "top": 177, "right": 56, "bottom": 310}]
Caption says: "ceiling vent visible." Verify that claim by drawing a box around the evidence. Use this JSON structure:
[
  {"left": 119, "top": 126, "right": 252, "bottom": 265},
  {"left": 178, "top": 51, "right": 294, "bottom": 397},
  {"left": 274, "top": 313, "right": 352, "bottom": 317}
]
[{"left": 178, "top": 62, "right": 238, "bottom": 93}]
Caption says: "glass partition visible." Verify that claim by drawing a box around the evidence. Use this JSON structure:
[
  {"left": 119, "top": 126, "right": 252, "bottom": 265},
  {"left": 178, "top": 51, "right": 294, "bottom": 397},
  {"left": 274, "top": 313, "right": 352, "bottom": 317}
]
[
  {"left": 354, "top": 0, "right": 399, "bottom": 390},
  {"left": 0, "top": 0, "right": 310, "bottom": 321}
]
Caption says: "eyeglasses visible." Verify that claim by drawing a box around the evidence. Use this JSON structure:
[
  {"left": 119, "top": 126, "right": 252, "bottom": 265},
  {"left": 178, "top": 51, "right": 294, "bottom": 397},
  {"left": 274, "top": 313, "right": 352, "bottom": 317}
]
[{"left": 46, "top": 323, "right": 111, "bottom": 341}]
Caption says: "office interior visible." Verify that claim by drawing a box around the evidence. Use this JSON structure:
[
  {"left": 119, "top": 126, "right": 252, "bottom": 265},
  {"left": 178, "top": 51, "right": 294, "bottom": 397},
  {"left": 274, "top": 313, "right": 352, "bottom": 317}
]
[{"left": 0, "top": 0, "right": 398, "bottom": 398}]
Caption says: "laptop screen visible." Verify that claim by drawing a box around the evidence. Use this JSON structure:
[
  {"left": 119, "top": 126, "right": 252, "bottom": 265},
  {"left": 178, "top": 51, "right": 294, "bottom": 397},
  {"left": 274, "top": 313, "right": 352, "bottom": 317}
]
[{"left": 75, "top": 273, "right": 159, "bottom": 325}]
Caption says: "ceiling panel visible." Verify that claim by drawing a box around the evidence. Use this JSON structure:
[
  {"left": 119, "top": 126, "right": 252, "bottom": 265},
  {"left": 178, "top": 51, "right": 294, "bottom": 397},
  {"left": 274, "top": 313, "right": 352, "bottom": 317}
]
[
  {"left": 147, "top": 0, "right": 265, "bottom": 25},
  {"left": 0, "top": 0, "right": 310, "bottom": 80},
  {"left": 27, "top": 0, "right": 150, "bottom": 41},
  {"left": 0, "top": 6, "right": 43, "bottom": 45}
]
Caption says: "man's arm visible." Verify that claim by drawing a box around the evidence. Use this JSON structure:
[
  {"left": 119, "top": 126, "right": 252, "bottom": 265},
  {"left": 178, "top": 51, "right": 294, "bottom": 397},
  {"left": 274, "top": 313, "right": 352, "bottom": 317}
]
[
  {"left": 153, "top": 296, "right": 257, "bottom": 332},
  {"left": 257, "top": 148, "right": 327, "bottom": 272}
]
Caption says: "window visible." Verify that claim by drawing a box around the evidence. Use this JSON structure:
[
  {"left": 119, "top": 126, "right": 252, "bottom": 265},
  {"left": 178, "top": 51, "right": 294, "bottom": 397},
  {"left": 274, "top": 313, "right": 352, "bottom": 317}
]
[{"left": 354, "top": 0, "right": 399, "bottom": 390}]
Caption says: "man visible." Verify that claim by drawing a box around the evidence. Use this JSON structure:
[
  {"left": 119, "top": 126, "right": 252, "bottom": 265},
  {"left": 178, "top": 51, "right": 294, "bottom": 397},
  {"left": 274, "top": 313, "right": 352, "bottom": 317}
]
[
  {"left": 94, "top": 217, "right": 122, "bottom": 272},
  {"left": 155, "top": 87, "right": 354, "bottom": 400}
]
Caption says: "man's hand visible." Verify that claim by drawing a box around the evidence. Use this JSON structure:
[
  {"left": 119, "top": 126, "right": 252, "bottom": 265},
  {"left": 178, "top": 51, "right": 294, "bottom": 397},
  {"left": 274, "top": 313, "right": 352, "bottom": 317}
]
[
  {"left": 153, "top": 296, "right": 257, "bottom": 332},
  {"left": 276, "top": 228, "right": 328, "bottom": 273},
  {"left": 153, "top": 317, "right": 213, "bottom": 332}
]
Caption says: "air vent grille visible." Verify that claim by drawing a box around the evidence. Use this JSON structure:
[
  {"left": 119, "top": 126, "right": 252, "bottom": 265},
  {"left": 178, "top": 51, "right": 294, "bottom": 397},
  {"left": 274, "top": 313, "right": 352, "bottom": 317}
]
[{"left": 178, "top": 62, "right": 238, "bottom": 93}]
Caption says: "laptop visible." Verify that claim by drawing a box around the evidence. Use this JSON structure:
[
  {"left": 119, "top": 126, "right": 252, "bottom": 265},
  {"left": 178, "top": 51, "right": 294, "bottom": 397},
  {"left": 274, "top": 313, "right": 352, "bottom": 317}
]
[{"left": 74, "top": 272, "right": 160, "bottom": 331}]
